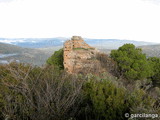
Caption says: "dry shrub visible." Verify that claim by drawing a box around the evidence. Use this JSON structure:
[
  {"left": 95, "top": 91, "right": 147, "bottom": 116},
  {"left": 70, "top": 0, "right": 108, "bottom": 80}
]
[
  {"left": 96, "top": 53, "right": 119, "bottom": 76},
  {"left": 0, "top": 63, "right": 84, "bottom": 120}
]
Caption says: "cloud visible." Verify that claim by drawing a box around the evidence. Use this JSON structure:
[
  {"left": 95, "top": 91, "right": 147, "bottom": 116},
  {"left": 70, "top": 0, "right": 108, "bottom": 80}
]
[
  {"left": 0, "top": 0, "right": 14, "bottom": 3},
  {"left": 142, "top": 0, "right": 160, "bottom": 4}
]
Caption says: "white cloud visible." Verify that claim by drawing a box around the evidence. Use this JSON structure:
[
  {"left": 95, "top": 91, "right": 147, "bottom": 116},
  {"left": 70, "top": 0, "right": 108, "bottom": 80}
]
[
  {"left": 143, "top": 0, "right": 160, "bottom": 4},
  {"left": 0, "top": 0, "right": 160, "bottom": 43},
  {"left": 0, "top": 0, "right": 14, "bottom": 3}
]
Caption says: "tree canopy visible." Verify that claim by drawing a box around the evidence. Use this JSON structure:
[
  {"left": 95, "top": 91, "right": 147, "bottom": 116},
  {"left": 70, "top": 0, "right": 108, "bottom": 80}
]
[
  {"left": 110, "top": 44, "right": 153, "bottom": 80},
  {"left": 148, "top": 57, "right": 160, "bottom": 87},
  {"left": 46, "top": 49, "right": 64, "bottom": 69}
]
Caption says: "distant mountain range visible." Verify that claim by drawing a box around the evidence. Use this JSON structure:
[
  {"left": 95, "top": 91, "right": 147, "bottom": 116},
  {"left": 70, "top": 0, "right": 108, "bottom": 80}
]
[
  {"left": 0, "top": 38, "right": 66, "bottom": 48},
  {"left": 0, "top": 38, "right": 159, "bottom": 66},
  {"left": 0, "top": 38, "right": 156, "bottom": 49}
]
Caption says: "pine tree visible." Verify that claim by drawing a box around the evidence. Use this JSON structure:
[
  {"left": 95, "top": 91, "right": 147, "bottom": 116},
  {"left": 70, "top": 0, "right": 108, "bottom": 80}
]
[{"left": 110, "top": 44, "right": 153, "bottom": 80}]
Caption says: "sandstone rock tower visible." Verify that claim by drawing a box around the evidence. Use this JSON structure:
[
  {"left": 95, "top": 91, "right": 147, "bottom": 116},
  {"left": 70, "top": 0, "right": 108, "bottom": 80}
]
[{"left": 63, "top": 36, "right": 98, "bottom": 73}]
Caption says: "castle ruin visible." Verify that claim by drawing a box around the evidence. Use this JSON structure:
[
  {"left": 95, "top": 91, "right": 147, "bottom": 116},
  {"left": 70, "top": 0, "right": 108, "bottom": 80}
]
[{"left": 63, "top": 36, "right": 97, "bottom": 73}]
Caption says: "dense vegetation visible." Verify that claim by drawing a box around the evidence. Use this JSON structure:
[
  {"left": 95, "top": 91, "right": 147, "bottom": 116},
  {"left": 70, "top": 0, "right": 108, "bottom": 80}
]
[
  {"left": 148, "top": 57, "right": 160, "bottom": 87},
  {"left": 0, "top": 43, "right": 159, "bottom": 120},
  {"left": 46, "top": 49, "right": 64, "bottom": 69},
  {"left": 110, "top": 44, "right": 153, "bottom": 80},
  {"left": 110, "top": 44, "right": 160, "bottom": 87}
]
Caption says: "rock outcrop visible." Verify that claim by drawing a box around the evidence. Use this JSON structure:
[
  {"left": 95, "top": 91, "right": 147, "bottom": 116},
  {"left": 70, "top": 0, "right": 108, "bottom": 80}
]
[{"left": 63, "top": 36, "right": 104, "bottom": 74}]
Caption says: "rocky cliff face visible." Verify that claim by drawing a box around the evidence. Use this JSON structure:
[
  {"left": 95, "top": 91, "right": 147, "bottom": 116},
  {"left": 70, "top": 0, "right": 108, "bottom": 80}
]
[{"left": 63, "top": 36, "right": 106, "bottom": 74}]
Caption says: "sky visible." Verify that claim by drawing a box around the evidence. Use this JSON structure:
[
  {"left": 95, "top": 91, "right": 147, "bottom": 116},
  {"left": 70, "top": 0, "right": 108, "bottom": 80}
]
[{"left": 0, "top": 0, "right": 160, "bottom": 43}]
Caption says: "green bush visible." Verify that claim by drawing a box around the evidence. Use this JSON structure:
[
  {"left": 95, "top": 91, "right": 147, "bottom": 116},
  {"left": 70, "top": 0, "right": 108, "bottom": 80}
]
[
  {"left": 76, "top": 73, "right": 160, "bottom": 120},
  {"left": 128, "top": 88, "right": 160, "bottom": 119},
  {"left": 110, "top": 44, "right": 153, "bottom": 80},
  {"left": 46, "top": 49, "right": 64, "bottom": 69},
  {"left": 77, "top": 74, "right": 128, "bottom": 120},
  {"left": 148, "top": 57, "right": 160, "bottom": 87}
]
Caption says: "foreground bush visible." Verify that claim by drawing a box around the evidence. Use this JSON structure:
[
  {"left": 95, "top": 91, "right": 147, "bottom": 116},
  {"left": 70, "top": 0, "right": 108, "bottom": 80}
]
[
  {"left": 77, "top": 74, "right": 128, "bottom": 120},
  {"left": 0, "top": 63, "right": 83, "bottom": 120},
  {"left": 76, "top": 74, "right": 160, "bottom": 120},
  {"left": 0, "top": 63, "right": 159, "bottom": 120}
]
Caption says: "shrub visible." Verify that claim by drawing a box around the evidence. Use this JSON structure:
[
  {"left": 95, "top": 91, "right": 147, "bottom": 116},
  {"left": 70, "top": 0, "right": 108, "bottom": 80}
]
[
  {"left": 148, "top": 57, "right": 160, "bottom": 87},
  {"left": 77, "top": 74, "right": 128, "bottom": 120},
  {"left": 0, "top": 61, "right": 159, "bottom": 120},
  {"left": 0, "top": 63, "right": 83, "bottom": 120},
  {"left": 76, "top": 73, "right": 160, "bottom": 120},
  {"left": 46, "top": 49, "right": 64, "bottom": 69},
  {"left": 96, "top": 53, "right": 119, "bottom": 76},
  {"left": 128, "top": 88, "right": 160, "bottom": 120}
]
